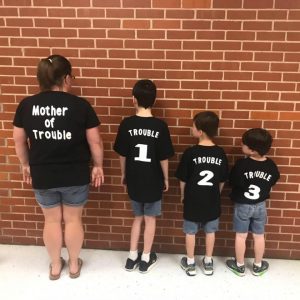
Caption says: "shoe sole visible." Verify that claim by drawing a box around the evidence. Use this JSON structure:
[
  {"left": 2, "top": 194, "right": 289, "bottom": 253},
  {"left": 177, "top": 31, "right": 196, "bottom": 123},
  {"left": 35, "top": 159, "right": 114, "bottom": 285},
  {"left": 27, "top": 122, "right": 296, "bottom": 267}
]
[
  {"left": 186, "top": 270, "right": 197, "bottom": 276},
  {"left": 139, "top": 258, "right": 158, "bottom": 274},
  {"left": 252, "top": 269, "right": 268, "bottom": 276},
  {"left": 124, "top": 263, "right": 139, "bottom": 272},
  {"left": 69, "top": 258, "right": 83, "bottom": 279},
  {"left": 203, "top": 269, "right": 213, "bottom": 276},
  {"left": 226, "top": 265, "right": 245, "bottom": 277}
]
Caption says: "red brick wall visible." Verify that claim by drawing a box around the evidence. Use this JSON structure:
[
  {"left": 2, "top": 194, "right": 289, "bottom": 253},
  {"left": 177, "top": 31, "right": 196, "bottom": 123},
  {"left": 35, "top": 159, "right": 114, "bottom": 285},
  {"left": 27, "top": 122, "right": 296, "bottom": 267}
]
[{"left": 0, "top": 0, "right": 299, "bottom": 259}]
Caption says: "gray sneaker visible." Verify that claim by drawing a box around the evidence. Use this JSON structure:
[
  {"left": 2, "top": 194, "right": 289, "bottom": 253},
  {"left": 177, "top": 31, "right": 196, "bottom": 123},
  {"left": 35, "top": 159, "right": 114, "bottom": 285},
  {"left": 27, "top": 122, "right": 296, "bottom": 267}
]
[
  {"left": 180, "top": 257, "right": 196, "bottom": 276},
  {"left": 226, "top": 258, "right": 245, "bottom": 277},
  {"left": 252, "top": 260, "right": 269, "bottom": 276},
  {"left": 202, "top": 257, "right": 214, "bottom": 275}
]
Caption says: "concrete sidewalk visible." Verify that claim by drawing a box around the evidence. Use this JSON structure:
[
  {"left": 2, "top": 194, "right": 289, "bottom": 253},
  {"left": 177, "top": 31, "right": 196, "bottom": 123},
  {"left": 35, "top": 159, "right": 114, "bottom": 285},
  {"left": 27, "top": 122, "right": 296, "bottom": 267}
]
[{"left": 0, "top": 244, "right": 299, "bottom": 300}]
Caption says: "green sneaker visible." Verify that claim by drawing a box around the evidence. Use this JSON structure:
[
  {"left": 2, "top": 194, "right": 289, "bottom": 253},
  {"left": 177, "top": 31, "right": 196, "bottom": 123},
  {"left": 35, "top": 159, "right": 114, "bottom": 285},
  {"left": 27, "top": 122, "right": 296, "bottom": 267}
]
[
  {"left": 252, "top": 260, "right": 269, "bottom": 276},
  {"left": 180, "top": 257, "right": 196, "bottom": 276},
  {"left": 226, "top": 258, "right": 245, "bottom": 277},
  {"left": 202, "top": 257, "right": 214, "bottom": 275}
]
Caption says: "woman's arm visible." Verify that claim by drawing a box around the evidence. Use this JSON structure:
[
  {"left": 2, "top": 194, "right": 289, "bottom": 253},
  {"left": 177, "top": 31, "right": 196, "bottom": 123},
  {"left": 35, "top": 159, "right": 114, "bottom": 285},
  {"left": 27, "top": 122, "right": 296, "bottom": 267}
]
[
  {"left": 86, "top": 126, "right": 104, "bottom": 187},
  {"left": 13, "top": 126, "right": 31, "bottom": 184}
]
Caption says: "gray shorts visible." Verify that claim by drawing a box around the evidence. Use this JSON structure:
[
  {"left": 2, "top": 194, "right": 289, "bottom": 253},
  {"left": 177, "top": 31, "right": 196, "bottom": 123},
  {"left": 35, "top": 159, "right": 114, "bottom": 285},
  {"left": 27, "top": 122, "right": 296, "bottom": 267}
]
[
  {"left": 183, "top": 218, "right": 219, "bottom": 235},
  {"left": 34, "top": 184, "right": 89, "bottom": 209},
  {"left": 130, "top": 200, "right": 161, "bottom": 217},
  {"left": 233, "top": 202, "right": 267, "bottom": 234}
]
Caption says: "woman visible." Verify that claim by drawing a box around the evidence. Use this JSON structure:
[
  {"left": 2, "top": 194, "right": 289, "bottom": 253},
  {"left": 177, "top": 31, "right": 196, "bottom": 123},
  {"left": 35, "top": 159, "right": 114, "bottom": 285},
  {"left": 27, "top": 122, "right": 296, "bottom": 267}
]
[{"left": 13, "top": 54, "right": 104, "bottom": 280}]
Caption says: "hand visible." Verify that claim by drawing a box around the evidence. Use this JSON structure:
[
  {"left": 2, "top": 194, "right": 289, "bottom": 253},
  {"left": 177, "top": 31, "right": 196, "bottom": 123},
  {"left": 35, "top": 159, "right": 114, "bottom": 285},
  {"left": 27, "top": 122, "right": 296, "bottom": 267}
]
[
  {"left": 121, "top": 174, "right": 126, "bottom": 186},
  {"left": 163, "top": 179, "right": 169, "bottom": 192},
  {"left": 22, "top": 165, "right": 31, "bottom": 185},
  {"left": 180, "top": 195, "right": 184, "bottom": 203},
  {"left": 91, "top": 166, "right": 104, "bottom": 188}
]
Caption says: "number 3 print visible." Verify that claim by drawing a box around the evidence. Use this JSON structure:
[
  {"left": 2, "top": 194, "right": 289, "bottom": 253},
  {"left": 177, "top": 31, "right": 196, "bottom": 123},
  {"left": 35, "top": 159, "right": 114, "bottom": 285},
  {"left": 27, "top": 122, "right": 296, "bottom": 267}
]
[{"left": 244, "top": 184, "right": 261, "bottom": 200}]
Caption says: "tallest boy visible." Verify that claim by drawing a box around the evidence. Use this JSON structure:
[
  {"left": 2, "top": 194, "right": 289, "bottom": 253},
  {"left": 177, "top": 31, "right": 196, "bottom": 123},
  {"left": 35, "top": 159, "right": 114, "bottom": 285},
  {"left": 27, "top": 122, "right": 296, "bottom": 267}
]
[{"left": 114, "top": 79, "right": 174, "bottom": 273}]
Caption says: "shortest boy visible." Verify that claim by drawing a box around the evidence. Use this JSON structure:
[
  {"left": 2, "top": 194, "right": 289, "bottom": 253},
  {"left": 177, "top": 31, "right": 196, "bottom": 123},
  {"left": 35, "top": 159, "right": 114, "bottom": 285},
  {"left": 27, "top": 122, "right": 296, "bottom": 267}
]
[
  {"left": 226, "top": 128, "right": 280, "bottom": 277},
  {"left": 114, "top": 79, "right": 174, "bottom": 273},
  {"left": 175, "top": 111, "right": 228, "bottom": 276}
]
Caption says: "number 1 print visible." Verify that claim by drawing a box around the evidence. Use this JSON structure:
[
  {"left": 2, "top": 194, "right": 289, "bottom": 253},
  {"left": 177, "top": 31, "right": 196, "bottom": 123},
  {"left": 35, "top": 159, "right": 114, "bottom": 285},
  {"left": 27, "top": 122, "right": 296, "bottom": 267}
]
[{"left": 134, "top": 144, "right": 151, "bottom": 162}]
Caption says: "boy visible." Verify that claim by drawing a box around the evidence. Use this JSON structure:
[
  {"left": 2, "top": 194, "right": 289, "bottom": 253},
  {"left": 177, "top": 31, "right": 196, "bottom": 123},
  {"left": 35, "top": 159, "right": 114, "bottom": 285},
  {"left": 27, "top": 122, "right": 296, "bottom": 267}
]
[
  {"left": 175, "top": 111, "right": 228, "bottom": 276},
  {"left": 226, "top": 128, "right": 280, "bottom": 277},
  {"left": 114, "top": 79, "right": 174, "bottom": 273}
]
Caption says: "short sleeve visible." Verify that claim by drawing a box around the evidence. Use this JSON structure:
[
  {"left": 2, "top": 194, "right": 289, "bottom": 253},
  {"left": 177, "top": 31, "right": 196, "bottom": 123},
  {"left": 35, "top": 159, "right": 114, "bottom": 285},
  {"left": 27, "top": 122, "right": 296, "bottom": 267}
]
[
  {"left": 271, "top": 162, "right": 280, "bottom": 186},
  {"left": 157, "top": 122, "right": 174, "bottom": 160},
  {"left": 175, "top": 149, "right": 190, "bottom": 182},
  {"left": 229, "top": 159, "right": 242, "bottom": 187},
  {"left": 85, "top": 101, "right": 100, "bottom": 129},
  {"left": 13, "top": 101, "right": 24, "bottom": 128},
  {"left": 220, "top": 151, "right": 229, "bottom": 182},
  {"left": 113, "top": 120, "right": 129, "bottom": 157}
]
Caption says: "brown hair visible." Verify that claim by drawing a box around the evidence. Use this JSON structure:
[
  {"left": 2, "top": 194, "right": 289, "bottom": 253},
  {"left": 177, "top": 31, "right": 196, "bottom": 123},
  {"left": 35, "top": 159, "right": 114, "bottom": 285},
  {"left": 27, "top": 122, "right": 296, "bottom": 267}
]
[
  {"left": 242, "top": 128, "right": 273, "bottom": 156},
  {"left": 132, "top": 79, "right": 157, "bottom": 109},
  {"left": 193, "top": 111, "right": 219, "bottom": 139},
  {"left": 37, "top": 54, "right": 72, "bottom": 91}
]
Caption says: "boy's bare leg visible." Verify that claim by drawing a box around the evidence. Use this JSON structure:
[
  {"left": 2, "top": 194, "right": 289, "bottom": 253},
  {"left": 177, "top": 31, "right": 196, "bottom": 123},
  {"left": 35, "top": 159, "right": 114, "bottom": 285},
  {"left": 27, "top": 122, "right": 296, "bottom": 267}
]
[
  {"left": 205, "top": 232, "right": 215, "bottom": 257},
  {"left": 63, "top": 205, "right": 84, "bottom": 274},
  {"left": 143, "top": 215, "right": 156, "bottom": 254},
  {"left": 186, "top": 234, "right": 195, "bottom": 259},
  {"left": 252, "top": 233, "right": 265, "bottom": 264},
  {"left": 42, "top": 206, "right": 63, "bottom": 275},
  {"left": 130, "top": 216, "right": 143, "bottom": 251},
  {"left": 235, "top": 232, "right": 248, "bottom": 264}
]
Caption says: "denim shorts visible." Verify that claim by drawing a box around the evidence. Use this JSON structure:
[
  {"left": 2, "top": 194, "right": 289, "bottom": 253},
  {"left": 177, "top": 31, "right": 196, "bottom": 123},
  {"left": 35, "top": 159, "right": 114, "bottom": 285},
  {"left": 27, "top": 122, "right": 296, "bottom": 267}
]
[
  {"left": 183, "top": 218, "right": 219, "bottom": 235},
  {"left": 34, "top": 185, "right": 89, "bottom": 209},
  {"left": 233, "top": 202, "right": 267, "bottom": 234},
  {"left": 130, "top": 200, "right": 161, "bottom": 217}
]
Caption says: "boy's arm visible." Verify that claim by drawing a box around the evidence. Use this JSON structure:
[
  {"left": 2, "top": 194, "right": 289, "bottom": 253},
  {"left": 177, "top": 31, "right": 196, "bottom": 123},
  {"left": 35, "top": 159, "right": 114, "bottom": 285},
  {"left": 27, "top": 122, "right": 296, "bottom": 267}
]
[
  {"left": 119, "top": 155, "right": 126, "bottom": 185},
  {"left": 179, "top": 181, "right": 186, "bottom": 202},
  {"left": 229, "top": 161, "right": 240, "bottom": 187},
  {"left": 86, "top": 126, "right": 104, "bottom": 188},
  {"left": 13, "top": 126, "right": 31, "bottom": 185},
  {"left": 160, "top": 159, "right": 169, "bottom": 191},
  {"left": 219, "top": 182, "right": 225, "bottom": 192}
]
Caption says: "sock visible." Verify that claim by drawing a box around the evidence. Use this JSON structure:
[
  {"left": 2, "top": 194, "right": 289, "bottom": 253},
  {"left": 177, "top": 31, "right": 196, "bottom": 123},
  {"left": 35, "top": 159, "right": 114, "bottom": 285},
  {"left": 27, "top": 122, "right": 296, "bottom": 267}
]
[
  {"left": 254, "top": 261, "right": 262, "bottom": 267},
  {"left": 237, "top": 261, "right": 244, "bottom": 267},
  {"left": 187, "top": 257, "right": 195, "bottom": 265},
  {"left": 128, "top": 250, "right": 138, "bottom": 261},
  {"left": 142, "top": 252, "right": 150, "bottom": 263},
  {"left": 204, "top": 256, "right": 212, "bottom": 264}
]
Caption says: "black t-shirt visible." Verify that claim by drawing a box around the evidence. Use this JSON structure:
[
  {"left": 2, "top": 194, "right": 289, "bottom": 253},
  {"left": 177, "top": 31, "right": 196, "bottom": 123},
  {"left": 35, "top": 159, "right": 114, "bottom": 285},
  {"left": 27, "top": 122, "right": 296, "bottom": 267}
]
[
  {"left": 13, "top": 91, "right": 100, "bottom": 189},
  {"left": 175, "top": 145, "right": 229, "bottom": 223},
  {"left": 113, "top": 115, "right": 174, "bottom": 203},
  {"left": 229, "top": 157, "right": 280, "bottom": 204}
]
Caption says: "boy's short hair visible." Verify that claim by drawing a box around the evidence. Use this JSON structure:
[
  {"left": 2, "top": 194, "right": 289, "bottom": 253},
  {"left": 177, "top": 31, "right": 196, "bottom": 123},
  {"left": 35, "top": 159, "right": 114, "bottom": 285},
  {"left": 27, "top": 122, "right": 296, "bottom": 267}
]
[
  {"left": 242, "top": 128, "right": 273, "bottom": 156},
  {"left": 132, "top": 79, "right": 156, "bottom": 109},
  {"left": 193, "top": 111, "right": 219, "bottom": 138}
]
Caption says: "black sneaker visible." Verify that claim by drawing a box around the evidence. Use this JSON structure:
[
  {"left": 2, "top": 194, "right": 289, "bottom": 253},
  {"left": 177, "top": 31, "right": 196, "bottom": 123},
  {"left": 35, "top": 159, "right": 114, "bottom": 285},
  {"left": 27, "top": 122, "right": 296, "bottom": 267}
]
[
  {"left": 252, "top": 260, "right": 269, "bottom": 276},
  {"left": 124, "top": 252, "right": 141, "bottom": 271},
  {"left": 226, "top": 258, "right": 245, "bottom": 277},
  {"left": 180, "top": 257, "right": 196, "bottom": 276},
  {"left": 139, "top": 252, "right": 158, "bottom": 274},
  {"left": 202, "top": 257, "right": 214, "bottom": 275}
]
